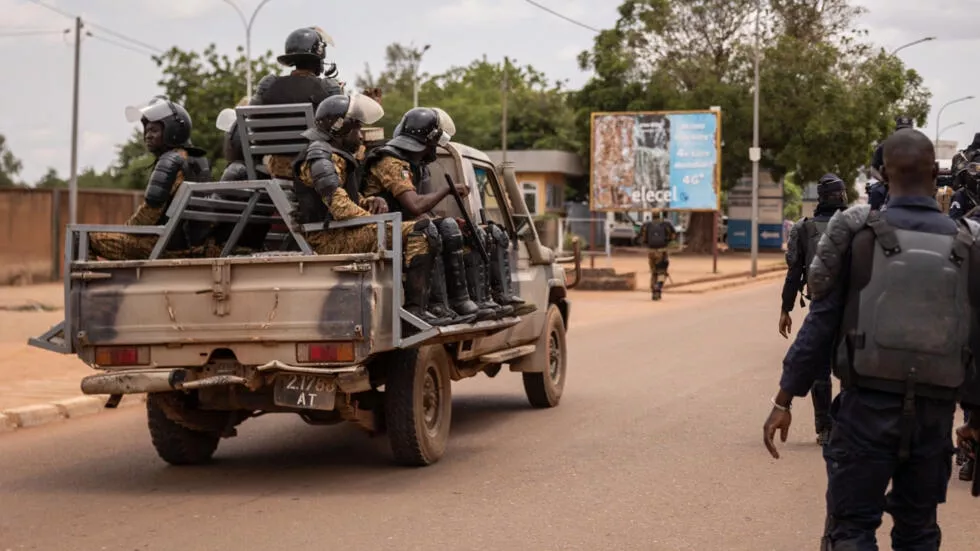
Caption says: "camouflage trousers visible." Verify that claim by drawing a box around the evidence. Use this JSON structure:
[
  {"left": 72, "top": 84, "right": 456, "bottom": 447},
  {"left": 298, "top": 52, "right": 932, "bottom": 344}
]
[
  {"left": 648, "top": 248, "right": 669, "bottom": 288},
  {"left": 305, "top": 220, "right": 428, "bottom": 266},
  {"left": 88, "top": 232, "right": 254, "bottom": 261},
  {"left": 263, "top": 155, "right": 294, "bottom": 179}
]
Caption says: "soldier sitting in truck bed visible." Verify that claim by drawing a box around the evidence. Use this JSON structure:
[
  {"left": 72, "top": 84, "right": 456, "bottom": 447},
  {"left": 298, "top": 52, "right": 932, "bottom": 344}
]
[
  {"left": 291, "top": 93, "right": 458, "bottom": 327},
  {"left": 89, "top": 98, "right": 220, "bottom": 260},
  {"left": 362, "top": 107, "right": 534, "bottom": 319}
]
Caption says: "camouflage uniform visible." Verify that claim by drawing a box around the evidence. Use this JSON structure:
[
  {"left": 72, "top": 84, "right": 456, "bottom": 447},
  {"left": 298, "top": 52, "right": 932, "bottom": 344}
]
[{"left": 637, "top": 219, "right": 677, "bottom": 300}]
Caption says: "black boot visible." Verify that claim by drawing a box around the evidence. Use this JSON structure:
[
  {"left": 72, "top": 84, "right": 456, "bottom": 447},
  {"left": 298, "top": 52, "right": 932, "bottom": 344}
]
[
  {"left": 652, "top": 282, "right": 663, "bottom": 301},
  {"left": 428, "top": 255, "right": 461, "bottom": 323},
  {"left": 444, "top": 250, "right": 478, "bottom": 323},
  {"left": 462, "top": 249, "right": 496, "bottom": 321},
  {"left": 404, "top": 253, "right": 454, "bottom": 327},
  {"left": 490, "top": 241, "right": 536, "bottom": 317}
]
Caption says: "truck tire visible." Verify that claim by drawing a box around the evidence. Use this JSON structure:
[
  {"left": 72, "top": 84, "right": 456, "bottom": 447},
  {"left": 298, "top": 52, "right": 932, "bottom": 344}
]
[
  {"left": 522, "top": 304, "right": 567, "bottom": 408},
  {"left": 146, "top": 393, "right": 221, "bottom": 466},
  {"left": 385, "top": 346, "right": 452, "bottom": 467}
]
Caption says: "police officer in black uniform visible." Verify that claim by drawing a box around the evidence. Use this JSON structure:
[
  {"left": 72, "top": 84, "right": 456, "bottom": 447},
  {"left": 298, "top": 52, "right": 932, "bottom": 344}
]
[
  {"left": 763, "top": 128, "right": 980, "bottom": 549},
  {"left": 778, "top": 173, "right": 848, "bottom": 445},
  {"left": 948, "top": 147, "right": 980, "bottom": 221},
  {"left": 866, "top": 116, "right": 914, "bottom": 211}
]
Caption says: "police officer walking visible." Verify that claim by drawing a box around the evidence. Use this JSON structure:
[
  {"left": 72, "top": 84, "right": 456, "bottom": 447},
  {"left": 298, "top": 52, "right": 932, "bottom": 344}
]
[
  {"left": 763, "top": 129, "right": 980, "bottom": 549},
  {"left": 867, "top": 115, "right": 914, "bottom": 211},
  {"left": 777, "top": 173, "right": 848, "bottom": 445},
  {"left": 635, "top": 215, "right": 677, "bottom": 301}
]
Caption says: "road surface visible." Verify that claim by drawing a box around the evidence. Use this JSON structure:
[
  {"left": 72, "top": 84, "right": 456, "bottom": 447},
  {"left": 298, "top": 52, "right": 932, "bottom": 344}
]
[{"left": 1, "top": 281, "right": 976, "bottom": 550}]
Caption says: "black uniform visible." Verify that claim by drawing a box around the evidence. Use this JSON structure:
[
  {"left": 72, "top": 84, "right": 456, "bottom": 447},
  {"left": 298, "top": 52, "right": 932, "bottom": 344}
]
[{"left": 780, "top": 196, "right": 980, "bottom": 548}]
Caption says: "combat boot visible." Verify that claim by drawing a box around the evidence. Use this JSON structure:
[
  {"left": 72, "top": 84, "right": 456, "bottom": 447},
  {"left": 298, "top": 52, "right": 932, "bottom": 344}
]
[
  {"left": 404, "top": 253, "right": 453, "bottom": 327},
  {"left": 428, "top": 255, "right": 462, "bottom": 323},
  {"left": 490, "top": 244, "right": 536, "bottom": 316},
  {"left": 462, "top": 249, "right": 497, "bottom": 321},
  {"left": 960, "top": 456, "right": 975, "bottom": 481},
  {"left": 652, "top": 282, "right": 663, "bottom": 301},
  {"left": 443, "top": 250, "right": 479, "bottom": 323}
]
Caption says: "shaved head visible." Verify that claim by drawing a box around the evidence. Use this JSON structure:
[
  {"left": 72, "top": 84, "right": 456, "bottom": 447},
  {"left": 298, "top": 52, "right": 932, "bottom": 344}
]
[{"left": 881, "top": 128, "right": 937, "bottom": 196}]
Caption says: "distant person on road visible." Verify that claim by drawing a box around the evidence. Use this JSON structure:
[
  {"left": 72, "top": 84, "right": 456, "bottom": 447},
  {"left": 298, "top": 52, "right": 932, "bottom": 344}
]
[
  {"left": 763, "top": 128, "right": 980, "bottom": 549},
  {"left": 867, "top": 115, "right": 914, "bottom": 212},
  {"left": 634, "top": 216, "right": 677, "bottom": 301},
  {"left": 777, "top": 173, "right": 848, "bottom": 446}
]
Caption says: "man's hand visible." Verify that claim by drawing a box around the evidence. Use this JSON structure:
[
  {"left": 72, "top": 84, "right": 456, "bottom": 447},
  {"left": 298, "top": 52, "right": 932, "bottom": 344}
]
[
  {"left": 454, "top": 183, "right": 470, "bottom": 198},
  {"left": 779, "top": 311, "right": 793, "bottom": 339},
  {"left": 763, "top": 397, "right": 793, "bottom": 459},
  {"left": 956, "top": 423, "right": 980, "bottom": 454},
  {"left": 364, "top": 197, "right": 388, "bottom": 214}
]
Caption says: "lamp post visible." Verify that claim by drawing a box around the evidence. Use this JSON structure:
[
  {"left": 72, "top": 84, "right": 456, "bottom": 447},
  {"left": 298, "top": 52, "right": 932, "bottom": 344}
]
[
  {"left": 221, "top": 0, "right": 275, "bottom": 99},
  {"left": 890, "top": 36, "right": 936, "bottom": 56},
  {"left": 413, "top": 44, "right": 430, "bottom": 108},
  {"left": 936, "top": 96, "right": 975, "bottom": 146},
  {"left": 749, "top": 0, "right": 761, "bottom": 277},
  {"left": 939, "top": 121, "right": 964, "bottom": 140}
]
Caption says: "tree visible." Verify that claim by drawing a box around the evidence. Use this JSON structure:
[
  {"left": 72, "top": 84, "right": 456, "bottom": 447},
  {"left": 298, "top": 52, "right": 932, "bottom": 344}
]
[
  {"left": 571, "top": 0, "right": 930, "bottom": 252},
  {"left": 0, "top": 134, "right": 24, "bottom": 188},
  {"left": 35, "top": 168, "right": 66, "bottom": 188}
]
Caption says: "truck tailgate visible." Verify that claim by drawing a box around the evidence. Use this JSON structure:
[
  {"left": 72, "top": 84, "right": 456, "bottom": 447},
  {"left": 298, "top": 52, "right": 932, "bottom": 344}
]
[{"left": 71, "top": 257, "right": 370, "bottom": 347}]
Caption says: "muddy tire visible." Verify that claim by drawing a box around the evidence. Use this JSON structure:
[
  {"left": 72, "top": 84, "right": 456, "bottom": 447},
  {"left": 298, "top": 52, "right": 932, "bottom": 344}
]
[
  {"left": 522, "top": 304, "right": 567, "bottom": 408},
  {"left": 146, "top": 394, "right": 220, "bottom": 466},
  {"left": 384, "top": 346, "right": 452, "bottom": 467}
]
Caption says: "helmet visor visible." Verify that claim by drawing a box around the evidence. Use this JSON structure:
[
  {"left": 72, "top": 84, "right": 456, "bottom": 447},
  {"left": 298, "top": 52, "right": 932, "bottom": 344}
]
[
  {"left": 346, "top": 93, "right": 384, "bottom": 125},
  {"left": 127, "top": 101, "right": 174, "bottom": 124},
  {"left": 215, "top": 108, "right": 237, "bottom": 132},
  {"left": 311, "top": 27, "right": 334, "bottom": 47},
  {"left": 432, "top": 107, "right": 456, "bottom": 137}
]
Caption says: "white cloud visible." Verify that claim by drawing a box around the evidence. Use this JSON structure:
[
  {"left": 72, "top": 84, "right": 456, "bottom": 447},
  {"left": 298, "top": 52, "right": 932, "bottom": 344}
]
[
  {"left": 430, "top": 0, "right": 536, "bottom": 25},
  {"left": 134, "top": 0, "right": 224, "bottom": 21}
]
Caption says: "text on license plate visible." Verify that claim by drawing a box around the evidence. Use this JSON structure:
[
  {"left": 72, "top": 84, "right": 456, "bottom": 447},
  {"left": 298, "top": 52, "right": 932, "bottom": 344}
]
[{"left": 273, "top": 374, "right": 336, "bottom": 411}]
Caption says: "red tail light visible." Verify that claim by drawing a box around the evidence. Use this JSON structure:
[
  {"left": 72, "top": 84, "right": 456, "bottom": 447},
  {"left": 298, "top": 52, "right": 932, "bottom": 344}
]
[
  {"left": 94, "top": 346, "right": 150, "bottom": 366},
  {"left": 296, "top": 342, "right": 355, "bottom": 363}
]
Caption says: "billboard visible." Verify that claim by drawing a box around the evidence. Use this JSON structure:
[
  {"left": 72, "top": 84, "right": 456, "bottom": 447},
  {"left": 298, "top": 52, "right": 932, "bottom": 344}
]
[{"left": 589, "top": 110, "right": 721, "bottom": 212}]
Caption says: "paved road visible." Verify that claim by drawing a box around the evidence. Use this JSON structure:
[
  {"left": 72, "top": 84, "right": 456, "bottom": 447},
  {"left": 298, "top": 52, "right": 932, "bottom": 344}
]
[{"left": 1, "top": 281, "right": 977, "bottom": 550}]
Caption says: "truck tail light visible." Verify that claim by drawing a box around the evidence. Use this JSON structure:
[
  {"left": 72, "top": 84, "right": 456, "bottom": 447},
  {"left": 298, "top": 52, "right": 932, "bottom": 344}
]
[
  {"left": 296, "top": 342, "right": 355, "bottom": 363},
  {"left": 94, "top": 346, "right": 150, "bottom": 366}
]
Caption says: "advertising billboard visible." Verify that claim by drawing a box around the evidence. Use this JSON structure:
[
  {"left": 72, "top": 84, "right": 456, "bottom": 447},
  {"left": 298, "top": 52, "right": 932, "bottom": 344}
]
[{"left": 589, "top": 110, "right": 721, "bottom": 212}]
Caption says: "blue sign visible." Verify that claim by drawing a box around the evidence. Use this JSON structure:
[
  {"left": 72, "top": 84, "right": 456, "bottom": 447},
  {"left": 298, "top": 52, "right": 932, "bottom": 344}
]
[
  {"left": 727, "top": 220, "right": 783, "bottom": 250},
  {"left": 589, "top": 111, "right": 720, "bottom": 211}
]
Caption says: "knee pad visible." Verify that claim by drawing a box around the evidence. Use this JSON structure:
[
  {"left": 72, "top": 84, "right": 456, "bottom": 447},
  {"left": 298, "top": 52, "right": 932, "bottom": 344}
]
[
  {"left": 436, "top": 217, "right": 463, "bottom": 251},
  {"left": 488, "top": 222, "right": 508, "bottom": 247},
  {"left": 420, "top": 219, "right": 442, "bottom": 255}
]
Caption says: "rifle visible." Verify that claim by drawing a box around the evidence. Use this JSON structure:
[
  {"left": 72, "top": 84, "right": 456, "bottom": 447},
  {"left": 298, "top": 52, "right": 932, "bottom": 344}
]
[{"left": 444, "top": 173, "right": 490, "bottom": 264}]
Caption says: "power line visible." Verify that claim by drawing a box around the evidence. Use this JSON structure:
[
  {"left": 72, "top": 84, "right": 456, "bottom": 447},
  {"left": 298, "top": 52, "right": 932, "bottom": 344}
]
[
  {"left": 522, "top": 0, "right": 601, "bottom": 33},
  {"left": 0, "top": 29, "right": 69, "bottom": 37},
  {"left": 23, "top": 0, "right": 164, "bottom": 54},
  {"left": 87, "top": 32, "right": 157, "bottom": 58}
]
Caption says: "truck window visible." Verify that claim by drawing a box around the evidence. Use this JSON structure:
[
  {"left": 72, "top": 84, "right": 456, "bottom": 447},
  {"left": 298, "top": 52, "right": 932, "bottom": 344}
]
[{"left": 473, "top": 165, "right": 507, "bottom": 226}]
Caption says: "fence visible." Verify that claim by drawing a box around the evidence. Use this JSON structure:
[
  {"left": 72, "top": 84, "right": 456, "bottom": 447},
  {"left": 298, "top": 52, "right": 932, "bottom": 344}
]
[{"left": 0, "top": 187, "right": 142, "bottom": 284}]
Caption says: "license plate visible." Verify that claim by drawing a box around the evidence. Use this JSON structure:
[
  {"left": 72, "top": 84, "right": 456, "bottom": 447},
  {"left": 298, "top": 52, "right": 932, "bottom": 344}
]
[{"left": 273, "top": 374, "right": 336, "bottom": 411}]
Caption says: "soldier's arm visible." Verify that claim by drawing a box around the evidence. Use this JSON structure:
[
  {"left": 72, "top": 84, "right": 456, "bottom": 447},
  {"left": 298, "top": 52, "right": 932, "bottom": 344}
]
[
  {"left": 219, "top": 162, "right": 248, "bottom": 182},
  {"left": 780, "top": 222, "right": 805, "bottom": 313},
  {"left": 807, "top": 205, "right": 870, "bottom": 301},
  {"left": 320, "top": 77, "right": 344, "bottom": 98},
  {"left": 249, "top": 75, "right": 274, "bottom": 106},
  {"left": 950, "top": 191, "right": 966, "bottom": 219},
  {"left": 371, "top": 157, "right": 451, "bottom": 217},
  {"left": 127, "top": 150, "right": 186, "bottom": 226}
]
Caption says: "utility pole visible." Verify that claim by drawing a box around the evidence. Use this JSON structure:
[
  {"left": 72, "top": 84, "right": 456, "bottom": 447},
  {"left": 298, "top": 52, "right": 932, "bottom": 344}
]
[
  {"left": 501, "top": 56, "right": 509, "bottom": 165},
  {"left": 69, "top": 16, "right": 82, "bottom": 225},
  {"left": 749, "top": 0, "right": 761, "bottom": 277}
]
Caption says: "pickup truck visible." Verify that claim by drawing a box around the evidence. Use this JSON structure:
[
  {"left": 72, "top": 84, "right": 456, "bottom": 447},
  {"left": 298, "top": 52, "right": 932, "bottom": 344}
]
[{"left": 29, "top": 103, "right": 582, "bottom": 467}]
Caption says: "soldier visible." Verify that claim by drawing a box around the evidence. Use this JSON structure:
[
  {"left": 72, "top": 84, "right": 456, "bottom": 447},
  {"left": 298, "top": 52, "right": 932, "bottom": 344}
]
[
  {"left": 867, "top": 116, "right": 914, "bottom": 211},
  {"left": 362, "top": 107, "right": 531, "bottom": 320},
  {"left": 778, "top": 174, "right": 848, "bottom": 445},
  {"left": 763, "top": 129, "right": 980, "bottom": 548},
  {"left": 635, "top": 215, "right": 677, "bottom": 300},
  {"left": 89, "top": 99, "right": 215, "bottom": 260},
  {"left": 250, "top": 27, "right": 344, "bottom": 180},
  {"left": 291, "top": 93, "right": 457, "bottom": 327},
  {"left": 948, "top": 149, "right": 980, "bottom": 220}
]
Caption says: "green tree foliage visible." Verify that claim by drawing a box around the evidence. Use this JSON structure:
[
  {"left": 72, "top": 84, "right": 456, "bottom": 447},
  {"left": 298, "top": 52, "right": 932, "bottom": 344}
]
[
  {"left": 356, "top": 45, "right": 579, "bottom": 153},
  {"left": 0, "top": 134, "right": 24, "bottom": 188},
  {"left": 571, "top": 0, "right": 931, "bottom": 251}
]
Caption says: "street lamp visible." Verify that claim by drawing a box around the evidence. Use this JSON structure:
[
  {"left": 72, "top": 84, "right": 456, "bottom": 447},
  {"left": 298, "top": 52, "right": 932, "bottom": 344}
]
[
  {"left": 221, "top": 0, "right": 275, "bottom": 99},
  {"left": 890, "top": 36, "right": 936, "bottom": 55},
  {"left": 749, "top": 0, "right": 761, "bottom": 277},
  {"left": 413, "top": 44, "right": 430, "bottom": 108},
  {"left": 939, "top": 121, "right": 965, "bottom": 140},
  {"left": 936, "top": 96, "right": 975, "bottom": 145}
]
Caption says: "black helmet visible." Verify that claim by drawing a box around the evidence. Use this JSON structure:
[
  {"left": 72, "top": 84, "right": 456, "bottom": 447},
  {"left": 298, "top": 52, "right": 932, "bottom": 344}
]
[
  {"left": 127, "top": 97, "right": 192, "bottom": 149},
  {"left": 895, "top": 115, "right": 913, "bottom": 130},
  {"left": 278, "top": 27, "right": 329, "bottom": 68},
  {"left": 302, "top": 93, "right": 384, "bottom": 140},
  {"left": 388, "top": 107, "right": 456, "bottom": 153}
]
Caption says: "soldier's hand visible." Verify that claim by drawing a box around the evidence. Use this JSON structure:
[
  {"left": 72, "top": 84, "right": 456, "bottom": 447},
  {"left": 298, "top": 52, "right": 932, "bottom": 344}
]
[
  {"left": 365, "top": 197, "right": 388, "bottom": 214},
  {"left": 956, "top": 424, "right": 980, "bottom": 453},
  {"left": 778, "top": 311, "right": 792, "bottom": 339},
  {"left": 763, "top": 407, "right": 792, "bottom": 459},
  {"left": 454, "top": 183, "right": 470, "bottom": 198}
]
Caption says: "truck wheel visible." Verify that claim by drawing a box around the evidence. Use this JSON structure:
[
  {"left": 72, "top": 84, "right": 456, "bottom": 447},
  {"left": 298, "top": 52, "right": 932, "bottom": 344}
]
[
  {"left": 385, "top": 346, "right": 452, "bottom": 467},
  {"left": 146, "top": 393, "right": 221, "bottom": 466},
  {"left": 522, "top": 304, "right": 567, "bottom": 408}
]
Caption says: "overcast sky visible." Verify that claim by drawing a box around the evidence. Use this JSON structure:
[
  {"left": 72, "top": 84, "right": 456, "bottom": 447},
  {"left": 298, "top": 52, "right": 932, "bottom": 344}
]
[{"left": 0, "top": 0, "right": 975, "bottom": 183}]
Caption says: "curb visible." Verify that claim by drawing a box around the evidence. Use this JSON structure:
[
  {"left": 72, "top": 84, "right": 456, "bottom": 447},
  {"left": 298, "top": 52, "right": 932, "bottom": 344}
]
[
  {"left": 665, "top": 264, "right": 786, "bottom": 289},
  {"left": 670, "top": 269, "right": 786, "bottom": 294},
  {"left": 0, "top": 394, "right": 147, "bottom": 434}
]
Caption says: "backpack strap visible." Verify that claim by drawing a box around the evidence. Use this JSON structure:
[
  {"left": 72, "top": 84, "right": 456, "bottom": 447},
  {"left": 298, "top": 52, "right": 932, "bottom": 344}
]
[{"left": 865, "top": 209, "right": 901, "bottom": 256}]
